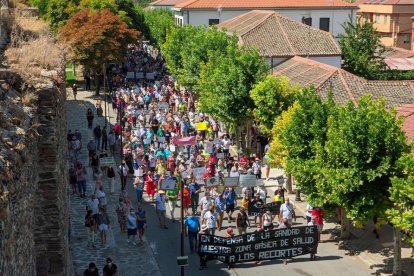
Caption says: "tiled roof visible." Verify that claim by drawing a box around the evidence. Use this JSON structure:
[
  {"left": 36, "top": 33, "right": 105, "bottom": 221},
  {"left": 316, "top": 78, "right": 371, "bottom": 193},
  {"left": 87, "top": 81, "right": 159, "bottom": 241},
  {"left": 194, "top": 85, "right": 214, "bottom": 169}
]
[
  {"left": 382, "top": 47, "right": 414, "bottom": 59},
  {"left": 272, "top": 56, "right": 414, "bottom": 108},
  {"left": 385, "top": 58, "right": 414, "bottom": 70},
  {"left": 358, "top": 0, "right": 414, "bottom": 5},
  {"left": 150, "top": 0, "right": 188, "bottom": 6},
  {"left": 217, "top": 10, "right": 342, "bottom": 57},
  {"left": 175, "top": 0, "right": 357, "bottom": 9},
  {"left": 397, "top": 103, "right": 414, "bottom": 141}
]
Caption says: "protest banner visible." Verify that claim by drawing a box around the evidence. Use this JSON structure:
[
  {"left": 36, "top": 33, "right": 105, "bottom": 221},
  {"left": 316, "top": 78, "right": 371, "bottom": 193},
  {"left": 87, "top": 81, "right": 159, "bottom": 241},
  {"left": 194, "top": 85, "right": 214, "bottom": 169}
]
[
  {"left": 172, "top": 136, "right": 196, "bottom": 146},
  {"left": 143, "top": 138, "right": 151, "bottom": 145},
  {"left": 256, "top": 179, "right": 265, "bottom": 186},
  {"left": 206, "top": 176, "right": 220, "bottom": 187},
  {"left": 160, "top": 179, "right": 176, "bottom": 190},
  {"left": 198, "top": 225, "right": 318, "bottom": 264},
  {"left": 192, "top": 167, "right": 206, "bottom": 184},
  {"left": 248, "top": 201, "right": 281, "bottom": 217},
  {"left": 224, "top": 177, "right": 239, "bottom": 187},
  {"left": 196, "top": 122, "right": 208, "bottom": 131},
  {"left": 229, "top": 171, "right": 240, "bottom": 178},
  {"left": 239, "top": 175, "right": 257, "bottom": 188},
  {"left": 136, "top": 72, "right": 144, "bottom": 79},
  {"left": 217, "top": 153, "right": 224, "bottom": 159},
  {"left": 99, "top": 157, "right": 115, "bottom": 167}
]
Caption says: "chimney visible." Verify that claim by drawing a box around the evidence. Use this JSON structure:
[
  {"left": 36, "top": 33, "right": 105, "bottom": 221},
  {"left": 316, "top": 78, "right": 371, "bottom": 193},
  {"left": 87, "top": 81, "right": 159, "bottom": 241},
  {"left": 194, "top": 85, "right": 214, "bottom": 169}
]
[{"left": 411, "top": 16, "right": 414, "bottom": 51}]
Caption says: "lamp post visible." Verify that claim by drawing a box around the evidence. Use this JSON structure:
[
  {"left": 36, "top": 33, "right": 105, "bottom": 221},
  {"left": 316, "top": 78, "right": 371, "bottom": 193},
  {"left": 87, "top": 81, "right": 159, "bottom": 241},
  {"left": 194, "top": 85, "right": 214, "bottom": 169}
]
[
  {"left": 179, "top": 174, "right": 185, "bottom": 276},
  {"left": 119, "top": 101, "right": 125, "bottom": 190},
  {"left": 103, "top": 63, "right": 107, "bottom": 127}
]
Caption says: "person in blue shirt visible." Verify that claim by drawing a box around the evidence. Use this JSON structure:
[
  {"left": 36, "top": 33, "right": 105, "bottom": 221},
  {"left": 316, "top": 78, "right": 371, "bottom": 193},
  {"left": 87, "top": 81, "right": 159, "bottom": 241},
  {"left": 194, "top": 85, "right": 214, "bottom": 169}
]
[
  {"left": 156, "top": 148, "right": 166, "bottom": 160},
  {"left": 224, "top": 187, "right": 237, "bottom": 223},
  {"left": 188, "top": 177, "right": 201, "bottom": 215},
  {"left": 214, "top": 193, "right": 226, "bottom": 231},
  {"left": 184, "top": 213, "right": 200, "bottom": 253}
]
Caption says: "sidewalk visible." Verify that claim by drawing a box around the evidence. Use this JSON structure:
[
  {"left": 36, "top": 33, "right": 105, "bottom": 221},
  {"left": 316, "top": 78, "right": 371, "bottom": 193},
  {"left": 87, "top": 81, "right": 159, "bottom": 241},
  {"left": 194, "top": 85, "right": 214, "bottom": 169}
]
[
  {"left": 266, "top": 168, "right": 414, "bottom": 276},
  {"left": 67, "top": 89, "right": 161, "bottom": 276}
]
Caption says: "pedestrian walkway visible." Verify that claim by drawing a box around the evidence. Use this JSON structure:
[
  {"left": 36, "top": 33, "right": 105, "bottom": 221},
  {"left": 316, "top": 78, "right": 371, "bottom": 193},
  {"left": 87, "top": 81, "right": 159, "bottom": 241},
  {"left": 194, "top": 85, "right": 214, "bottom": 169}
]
[
  {"left": 265, "top": 168, "right": 414, "bottom": 276},
  {"left": 67, "top": 89, "right": 161, "bottom": 276}
]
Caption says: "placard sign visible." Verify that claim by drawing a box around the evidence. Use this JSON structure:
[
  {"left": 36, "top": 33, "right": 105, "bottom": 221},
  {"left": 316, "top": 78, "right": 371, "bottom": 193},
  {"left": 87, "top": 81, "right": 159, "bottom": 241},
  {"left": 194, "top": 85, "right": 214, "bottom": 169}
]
[
  {"left": 181, "top": 169, "right": 191, "bottom": 179},
  {"left": 136, "top": 72, "right": 144, "bottom": 79},
  {"left": 205, "top": 142, "right": 213, "bottom": 154},
  {"left": 146, "top": 72, "right": 156, "bottom": 80},
  {"left": 216, "top": 153, "right": 224, "bottom": 160},
  {"left": 199, "top": 226, "right": 318, "bottom": 264},
  {"left": 206, "top": 176, "right": 220, "bottom": 187},
  {"left": 239, "top": 175, "right": 257, "bottom": 188},
  {"left": 196, "top": 122, "right": 208, "bottom": 131},
  {"left": 158, "top": 136, "right": 166, "bottom": 143},
  {"left": 127, "top": 71, "right": 135, "bottom": 79},
  {"left": 248, "top": 201, "right": 281, "bottom": 217},
  {"left": 160, "top": 179, "right": 176, "bottom": 190},
  {"left": 224, "top": 177, "right": 239, "bottom": 187},
  {"left": 99, "top": 157, "right": 115, "bottom": 167},
  {"left": 158, "top": 102, "right": 169, "bottom": 110},
  {"left": 193, "top": 167, "right": 206, "bottom": 184}
]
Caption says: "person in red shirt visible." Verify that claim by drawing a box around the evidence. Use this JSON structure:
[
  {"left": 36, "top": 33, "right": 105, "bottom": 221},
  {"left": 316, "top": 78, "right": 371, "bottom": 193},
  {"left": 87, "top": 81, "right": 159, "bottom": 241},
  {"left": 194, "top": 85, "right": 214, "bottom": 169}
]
[
  {"left": 167, "top": 155, "right": 176, "bottom": 172},
  {"left": 145, "top": 171, "right": 156, "bottom": 201},
  {"left": 312, "top": 207, "right": 324, "bottom": 240}
]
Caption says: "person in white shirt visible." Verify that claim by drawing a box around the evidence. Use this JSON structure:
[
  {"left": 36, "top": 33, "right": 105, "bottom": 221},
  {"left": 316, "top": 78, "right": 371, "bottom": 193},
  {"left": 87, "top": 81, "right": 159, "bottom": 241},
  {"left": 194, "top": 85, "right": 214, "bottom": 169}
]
[
  {"left": 202, "top": 206, "right": 217, "bottom": 236},
  {"left": 199, "top": 191, "right": 213, "bottom": 218},
  {"left": 279, "top": 197, "right": 296, "bottom": 227},
  {"left": 86, "top": 195, "right": 99, "bottom": 216},
  {"left": 155, "top": 190, "right": 168, "bottom": 229},
  {"left": 222, "top": 136, "right": 231, "bottom": 159}
]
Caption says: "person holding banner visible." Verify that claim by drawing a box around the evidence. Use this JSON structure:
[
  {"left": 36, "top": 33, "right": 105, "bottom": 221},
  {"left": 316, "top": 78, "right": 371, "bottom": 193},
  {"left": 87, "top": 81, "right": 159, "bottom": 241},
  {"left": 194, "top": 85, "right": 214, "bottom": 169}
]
[{"left": 236, "top": 207, "right": 249, "bottom": 235}]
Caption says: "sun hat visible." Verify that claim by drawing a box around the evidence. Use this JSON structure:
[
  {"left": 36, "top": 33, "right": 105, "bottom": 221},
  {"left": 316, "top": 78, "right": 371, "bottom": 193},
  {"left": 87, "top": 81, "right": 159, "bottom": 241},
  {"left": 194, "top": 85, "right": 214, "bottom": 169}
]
[{"left": 201, "top": 224, "right": 208, "bottom": 231}]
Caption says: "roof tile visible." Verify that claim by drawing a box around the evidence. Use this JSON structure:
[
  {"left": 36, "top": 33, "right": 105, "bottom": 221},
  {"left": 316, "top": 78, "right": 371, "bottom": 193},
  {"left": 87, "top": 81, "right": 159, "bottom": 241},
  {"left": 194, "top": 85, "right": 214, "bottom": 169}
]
[{"left": 217, "top": 10, "right": 342, "bottom": 57}]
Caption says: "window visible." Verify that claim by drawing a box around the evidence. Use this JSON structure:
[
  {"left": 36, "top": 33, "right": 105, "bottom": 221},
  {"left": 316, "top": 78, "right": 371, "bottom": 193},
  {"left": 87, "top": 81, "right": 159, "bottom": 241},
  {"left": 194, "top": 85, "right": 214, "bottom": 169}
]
[
  {"left": 375, "top": 14, "right": 380, "bottom": 23},
  {"left": 208, "top": 19, "right": 220, "bottom": 25},
  {"left": 384, "top": 14, "right": 387, "bottom": 24},
  {"left": 302, "top": 17, "right": 312, "bottom": 26},
  {"left": 404, "top": 34, "right": 410, "bottom": 44},
  {"left": 319, "top": 18, "right": 330, "bottom": 32},
  {"left": 364, "top": 13, "right": 370, "bottom": 21}
]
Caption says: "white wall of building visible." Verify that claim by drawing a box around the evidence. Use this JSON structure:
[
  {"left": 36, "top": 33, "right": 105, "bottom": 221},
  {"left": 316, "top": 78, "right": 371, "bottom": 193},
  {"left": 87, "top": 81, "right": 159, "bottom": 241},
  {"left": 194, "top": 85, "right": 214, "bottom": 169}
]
[
  {"left": 310, "top": 56, "right": 342, "bottom": 67},
  {"left": 265, "top": 56, "right": 341, "bottom": 68},
  {"left": 174, "top": 8, "right": 356, "bottom": 37}
]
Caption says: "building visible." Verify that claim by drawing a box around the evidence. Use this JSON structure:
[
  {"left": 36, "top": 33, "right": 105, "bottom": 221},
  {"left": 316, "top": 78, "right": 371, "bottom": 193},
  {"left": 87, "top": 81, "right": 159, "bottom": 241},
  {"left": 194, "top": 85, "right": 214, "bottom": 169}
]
[
  {"left": 383, "top": 47, "right": 414, "bottom": 70},
  {"left": 149, "top": 0, "right": 188, "bottom": 10},
  {"left": 397, "top": 103, "right": 414, "bottom": 141},
  {"left": 217, "top": 10, "right": 342, "bottom": 67},
  {"left": 172, "top": 0, "right": 358, "bottom": 37},
  {"left": 358, "top": 0, "right": 414, "bottom": 50},
  {"left": 272, "top": 56, "right": 414, "bottom": 108}
]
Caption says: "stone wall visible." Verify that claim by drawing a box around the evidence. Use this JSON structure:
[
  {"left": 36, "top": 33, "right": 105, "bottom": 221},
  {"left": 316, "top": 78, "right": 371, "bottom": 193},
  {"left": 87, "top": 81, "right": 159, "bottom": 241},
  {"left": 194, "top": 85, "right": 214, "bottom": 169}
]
[{"left": 0, "top": 70, "right": 71, "bottom": 275}]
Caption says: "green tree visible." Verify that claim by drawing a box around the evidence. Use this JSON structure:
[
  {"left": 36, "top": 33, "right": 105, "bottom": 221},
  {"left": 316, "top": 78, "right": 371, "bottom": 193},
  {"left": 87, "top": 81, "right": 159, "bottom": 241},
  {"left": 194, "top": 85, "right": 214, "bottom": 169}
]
[
  {"left": 44, "top": 0, "right": 80, "bottom": 31},
  {"left": 177, "top": 27, "right": 237, "bottom": 89},
  {"left": 339, "top": 18, "right": 386, "bottom": 79},
  {"left": 198, "top": 44, "right": 267, "bottom": 130},
  {"left": 144, "top": 9, "right": 176, "bottom": 48},
  {"left": 388, "top": 152, "right": 414, "bottom": 246},
  {"left": 250, "top": 75, "right": 298, "bottom": 134},
  {"left": 161, "top": 25, "right": 202, "bottom": 82},
  {"left": 59, "top": 8, "right": 139, "bottom": 94}
]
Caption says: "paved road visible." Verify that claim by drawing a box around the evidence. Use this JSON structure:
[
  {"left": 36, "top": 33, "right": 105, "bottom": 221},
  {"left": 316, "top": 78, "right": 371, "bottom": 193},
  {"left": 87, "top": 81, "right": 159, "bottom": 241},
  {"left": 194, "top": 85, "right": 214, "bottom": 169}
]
[
  {"left": 67, "top": 90, "right": 373, "bottom": 276},
  {"left": 67, "top": 91, "right": 161, "bottom": 276}
]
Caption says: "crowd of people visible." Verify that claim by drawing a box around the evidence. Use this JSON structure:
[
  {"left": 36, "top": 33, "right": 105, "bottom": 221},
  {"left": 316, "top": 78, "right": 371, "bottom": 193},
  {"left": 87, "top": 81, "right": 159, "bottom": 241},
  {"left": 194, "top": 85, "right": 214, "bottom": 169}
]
[{"left": 68, "top": 42, "right": 324, "bottom": 274}]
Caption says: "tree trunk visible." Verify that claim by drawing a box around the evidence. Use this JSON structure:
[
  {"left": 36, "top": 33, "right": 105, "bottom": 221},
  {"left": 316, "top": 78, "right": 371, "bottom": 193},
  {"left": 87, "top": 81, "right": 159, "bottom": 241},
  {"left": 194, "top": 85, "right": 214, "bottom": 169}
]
[
  {"left": 393, "top": 226, "right": 402, "bottom": 276},
  {"left": 287, "top": 174, "right": 293, "bottom": 194},
  {"left": 340, "top": 208, "right": 351, "bottom": 239},
  {"left": 95, "top": 72, "right": 102, "bottom": 96},
  {"left": 245, "top": 120, "right": 251, "bottom": 151}
]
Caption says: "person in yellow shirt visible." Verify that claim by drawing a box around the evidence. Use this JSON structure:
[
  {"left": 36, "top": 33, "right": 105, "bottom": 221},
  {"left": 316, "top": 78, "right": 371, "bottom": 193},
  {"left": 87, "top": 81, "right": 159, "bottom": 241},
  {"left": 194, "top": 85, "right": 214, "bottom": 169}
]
[{"left": 241, "top": 194, "right": 251, "bottom": 210}]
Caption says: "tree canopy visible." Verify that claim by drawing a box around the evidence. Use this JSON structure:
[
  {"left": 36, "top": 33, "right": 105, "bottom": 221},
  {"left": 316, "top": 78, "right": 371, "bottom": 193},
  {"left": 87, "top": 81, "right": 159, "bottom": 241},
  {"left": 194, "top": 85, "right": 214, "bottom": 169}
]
[
  {"left": 59, "top": 8, "right": 139, "bottom": 73},
  {"left": 143, "top": 9, "right": 176, "bottom": 49},
  {"left": 197, "top": 44, "right": 267, "bottom": 129},
  {"left": 339, "top": 18, "right": 386, "bottom": 79},
  {"left": 250, "top": 75, "right": 298, "bottom": 135}
]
